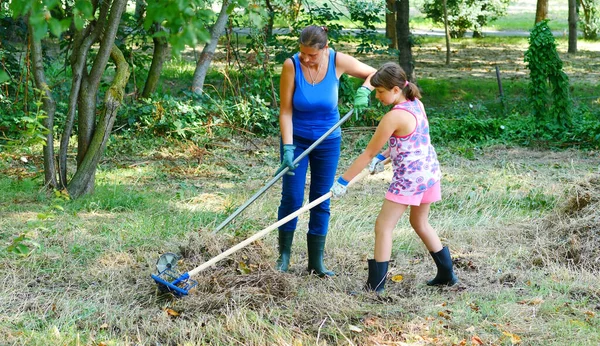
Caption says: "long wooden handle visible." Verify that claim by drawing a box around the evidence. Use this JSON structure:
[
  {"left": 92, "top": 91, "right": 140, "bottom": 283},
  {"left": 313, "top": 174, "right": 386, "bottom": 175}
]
[{"left": 187, "top": 167, "right": 375, "bottom": 277}]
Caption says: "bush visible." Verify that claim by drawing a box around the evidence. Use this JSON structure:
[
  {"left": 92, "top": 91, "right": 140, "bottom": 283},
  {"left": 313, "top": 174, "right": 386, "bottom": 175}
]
[{"left": 421, "top": 0, "right": 510, "bottom": 37}]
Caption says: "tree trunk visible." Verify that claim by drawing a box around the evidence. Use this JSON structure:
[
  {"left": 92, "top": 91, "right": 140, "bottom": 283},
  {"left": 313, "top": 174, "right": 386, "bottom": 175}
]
[
  {"left": 135, "top": 0, "right": 146, "bottom": 24},
  {"left": 568, "top": 0, "right": 577, "bottom": 53},
  {"left": 192, "top": 0, "right": 230, "bottom": 95},
  {"left": 62, "top": 0, "right": 127, "bottom": 198},
  {"left": 28, "top": 17, "right": 57, "bottom": 189},
  {"left": 142, "top": 28, "right": 169, "bottom": 98},
  {"left": 69, "top": 45, "right": 130, "bottom": 198},
  {"left": 386, "top": 0, "right": 397, "bottom": 49},
  {"left": 264, "top": 0, "right": 275, "bottom": 39},
  {"left": 60, "top": 2, "right": 109, "bottom": 188},
  {"left": 535, "top": 0, "right": 549, "bottom": 24},
  {"left": 443, "top": 0, "right": 451, "bottom": 65},
  {"left": 396, "top": 0, "right": 414, "bottom": 81}
]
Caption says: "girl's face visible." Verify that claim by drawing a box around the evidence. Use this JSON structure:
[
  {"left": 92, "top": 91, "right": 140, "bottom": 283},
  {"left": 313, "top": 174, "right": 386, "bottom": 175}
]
[
  {"left": 299, "top": 44, "right": 326, "bottom": 67},
  {"left": 375, "top": 86, "right": 401, "bottom": 106}
]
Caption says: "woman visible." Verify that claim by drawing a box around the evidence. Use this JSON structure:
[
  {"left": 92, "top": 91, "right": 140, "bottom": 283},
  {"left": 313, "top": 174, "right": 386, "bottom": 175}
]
[{"left": 275, "top": 25, "right": 376, "bottom": 277}]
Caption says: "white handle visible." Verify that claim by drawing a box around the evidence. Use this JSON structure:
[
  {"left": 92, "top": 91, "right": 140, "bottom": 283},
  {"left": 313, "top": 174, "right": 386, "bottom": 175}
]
[{"left": 187, "top": 167, "right": 375, "bottom": 277}]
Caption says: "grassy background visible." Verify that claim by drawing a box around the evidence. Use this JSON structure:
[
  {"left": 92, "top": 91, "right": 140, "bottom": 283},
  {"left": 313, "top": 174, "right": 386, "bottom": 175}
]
[{"left": 1, "top": 137, "right": 600, "bottom": 345}]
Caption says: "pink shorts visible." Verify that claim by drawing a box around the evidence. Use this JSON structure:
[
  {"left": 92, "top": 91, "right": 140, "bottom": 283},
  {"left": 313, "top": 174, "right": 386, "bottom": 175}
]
[{"left": 385, "top": 181, "right": 441, "bottom": 206}]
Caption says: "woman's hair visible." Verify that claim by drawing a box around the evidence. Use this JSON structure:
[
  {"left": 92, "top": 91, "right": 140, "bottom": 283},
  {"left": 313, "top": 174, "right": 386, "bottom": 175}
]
[
  {"left": 299, "top": 25, "right": 328, "bottom": 49},
  {"left": 371, "top": 62, "right": 421, "bottom": 101}
]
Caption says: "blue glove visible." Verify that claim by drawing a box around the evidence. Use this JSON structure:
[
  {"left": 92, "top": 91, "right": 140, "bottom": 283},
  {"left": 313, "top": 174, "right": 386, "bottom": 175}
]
[
  {"left": 353, "top": 86, "right": 372, "bottom": 115},
  {"left": 369, "top": 154, "right": 386, "bottom": 174},
  {"left": 275, "top": 144, "right": 298, "bottom": 176},
  {"left": 330, "top": 177, "right": 349, "bottom": 199}
]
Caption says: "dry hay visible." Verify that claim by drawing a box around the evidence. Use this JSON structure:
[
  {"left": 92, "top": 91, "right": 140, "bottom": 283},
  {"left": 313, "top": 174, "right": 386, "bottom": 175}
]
[
  {"left": 537, "top": 174, "right": 600, "bottom": 271},
  {"left": 159, "top": 230, "right": 297, "bottom": 313}
]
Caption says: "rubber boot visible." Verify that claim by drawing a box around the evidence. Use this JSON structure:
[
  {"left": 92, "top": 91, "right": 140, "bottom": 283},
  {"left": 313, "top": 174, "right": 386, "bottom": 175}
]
[
  {"left": 427, "top": 246, "right": 458, "bottom": 286},
  {"left": 364, "top": 259, "right": 389, "bottom": 293},
  {"left": 275, "top": 230, "right": 294, "bottom": 272},
  {"left": 306, "top": 233, "right": 335, "bottom": 277}
]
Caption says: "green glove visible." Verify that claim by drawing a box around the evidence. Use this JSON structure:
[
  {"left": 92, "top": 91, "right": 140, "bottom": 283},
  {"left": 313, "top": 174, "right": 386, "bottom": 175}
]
[
  {"left": 353, "top": 86, "right": 372, "bottom": 115},
  {"left": 275, "top": 144, "right": 298, "bottom": 176}
]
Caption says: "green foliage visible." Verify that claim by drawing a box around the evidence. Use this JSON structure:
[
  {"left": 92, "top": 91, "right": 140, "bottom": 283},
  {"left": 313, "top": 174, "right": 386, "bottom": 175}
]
[
  {"left": 580, "top": 0, "right": 600, "bottom": 40},
  {"left": 344, "top": 0, "right": 392, "bottom": 54},
  {"left": 119, "top": 93, "right": 278, "bottom": 141},
  {"left": 524, "top": 20, "right": 571, "bottom": 126},
  {"left": 5, "top": 232, "right": 40, "bottom": 256},
  {"left": 421, "top": 0, "right": 510, "bottom": 37},
  {"left": 144, "top": 0, "right": 213, "bottom": 54}
]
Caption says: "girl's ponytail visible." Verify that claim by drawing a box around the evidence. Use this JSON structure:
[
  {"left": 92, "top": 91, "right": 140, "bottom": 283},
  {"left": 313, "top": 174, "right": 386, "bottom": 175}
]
[{"left": 403, "top": 81, "right": 421, "bottom": 101}]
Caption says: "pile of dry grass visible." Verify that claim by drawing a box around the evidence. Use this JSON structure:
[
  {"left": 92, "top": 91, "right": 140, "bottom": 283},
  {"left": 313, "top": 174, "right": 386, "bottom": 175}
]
[
  {"left": 157, "top": 231, "right": 297, "bottom": 313},
  {"left": 537, "top": 174, "right": 600, "bottom": 271}
]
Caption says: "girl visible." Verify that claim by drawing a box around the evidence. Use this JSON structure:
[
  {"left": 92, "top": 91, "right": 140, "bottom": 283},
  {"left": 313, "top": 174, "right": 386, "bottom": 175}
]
[{"left": 330, "top": 62, "right": 457, "bottom": 292}]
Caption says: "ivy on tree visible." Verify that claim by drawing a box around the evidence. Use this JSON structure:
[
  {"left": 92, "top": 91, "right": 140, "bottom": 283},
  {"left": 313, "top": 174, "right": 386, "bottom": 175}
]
[{"left": 524, "top": 20, "right": 571, "bottom": 129}]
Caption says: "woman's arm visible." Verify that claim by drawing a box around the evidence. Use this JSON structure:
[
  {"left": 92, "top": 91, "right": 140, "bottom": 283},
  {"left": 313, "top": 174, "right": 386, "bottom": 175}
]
[
  {"left": 279, "top": 58, "right": 295, "bottom": 145},
  {"left": 335, "top": 52, "right": 377, "bottom": 83}
]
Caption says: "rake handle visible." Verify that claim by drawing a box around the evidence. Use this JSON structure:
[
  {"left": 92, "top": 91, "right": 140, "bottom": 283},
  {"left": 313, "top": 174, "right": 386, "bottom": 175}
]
[{"left": 187, "top": 167, "right": 374, "bottom": 278}]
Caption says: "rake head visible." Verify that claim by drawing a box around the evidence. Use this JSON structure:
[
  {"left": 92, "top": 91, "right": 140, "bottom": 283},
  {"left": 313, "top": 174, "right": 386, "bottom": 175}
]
[{"left": 152, "top": 268, "right": 198, "bottom": 296}]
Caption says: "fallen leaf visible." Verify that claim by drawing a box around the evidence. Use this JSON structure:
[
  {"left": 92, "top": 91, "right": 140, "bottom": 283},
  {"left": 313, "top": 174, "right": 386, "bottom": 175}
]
[
  {"left": 454, "top": 339, "right": 467, "bottom": 346},
  {"left": 585, "top": 311, "right": 595, "bottom": 318},
  {"left": 99, "top": 323, "right": 109, "bottom": 330},
  {"left": 348, "top": 325, "right": 362, "bottom": 333},
  {"left": 391, "top": 274, "right": 404, "bottom": 282},
  {"left": 363, "top": 316, "right": 380, "bottom": 326},
  {"left": 465, "top": 326, "right": 475, "bottom": 332},
  {"left": 518, "top": 298, "right": 544, "bottom": 305},
  {"left": 471, "top": 335, "right": 484, "bottom": 345},
  {"left": 237, "top": 261, "right": 251, "bottom": 274},
  {"left": 165, "top": 308, "right": 180, "bottom": 317},
  {"left": 503, "top": 331, "right": 522, "bottom": 344},
  {"left": 438, "top": 310, "right": 451, "bottom": 320}
]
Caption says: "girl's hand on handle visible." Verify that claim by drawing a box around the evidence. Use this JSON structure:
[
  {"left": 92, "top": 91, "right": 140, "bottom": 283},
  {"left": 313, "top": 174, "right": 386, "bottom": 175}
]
[
  {"left": 330, "top": 177, "right": 349, "bottom": 199},
  {"left": 369, "top": 154, "right": 387, "bottom": 174}
]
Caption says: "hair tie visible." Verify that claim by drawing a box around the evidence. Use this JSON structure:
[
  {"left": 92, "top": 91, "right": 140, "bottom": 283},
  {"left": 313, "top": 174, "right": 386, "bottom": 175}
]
[{"left": 404, "top": 80, "right": 409, "bottom": 88}]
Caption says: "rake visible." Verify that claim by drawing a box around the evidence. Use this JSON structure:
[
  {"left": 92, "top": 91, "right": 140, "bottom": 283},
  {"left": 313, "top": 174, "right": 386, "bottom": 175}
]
[
  {"left": 152, "top": 165, "right": 378, "bottom": 296},
  {"left": 211, "top": 108, "right": 355, "bottom": 234}
]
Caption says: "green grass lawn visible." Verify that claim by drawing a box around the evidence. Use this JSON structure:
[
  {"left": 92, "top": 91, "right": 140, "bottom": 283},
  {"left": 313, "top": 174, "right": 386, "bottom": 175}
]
[{"left": 1, "top": 136, "right": 599, "bottom": 345}]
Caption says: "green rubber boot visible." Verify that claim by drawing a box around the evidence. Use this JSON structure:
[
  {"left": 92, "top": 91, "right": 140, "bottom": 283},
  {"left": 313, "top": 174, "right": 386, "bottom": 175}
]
[
  {"left": 275, "top": 230, "right": 294, "bottom": 272},
  {"left": 306, "top": 233, "right": 335, "bottom": 277}
]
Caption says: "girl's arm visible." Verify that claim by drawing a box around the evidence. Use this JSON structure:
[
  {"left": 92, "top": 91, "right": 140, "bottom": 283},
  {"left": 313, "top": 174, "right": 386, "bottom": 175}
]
[
  {"left": 340, "top": 110, "right": 414, "bottom": 182},
  {"left": 279, "top": 58, "right": 295, "bottom": 145}
]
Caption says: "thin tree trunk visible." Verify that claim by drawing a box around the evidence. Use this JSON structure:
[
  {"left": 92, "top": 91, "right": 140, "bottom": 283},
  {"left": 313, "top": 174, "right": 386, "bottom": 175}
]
[
  {"left": 28, "top": 16, "right": 57, "bottom": 189},
  {"left": 386, "top": 0, "right": 397, "bottom": 49},
  {"left": 264, "top": 0, "right": 274, "bottom": 39},
  {"left": 396, "top": 0, "right": 414, "bottom": 81},
  {"left": 69, "top": 45, "right": 130, "bottom": 198},
  {"left": 76, "top": 0, "right": 126, "bottom": 170},
  {"left": 142, "top": 28, "right": 169, "bottom": 98},
  {"left": 443, "top": 0, "right": 451, "bottom": 65},
  {"left": 535, "top": 0, "right": 549, "bottom": 24},
  {"left": 192, "top": 0, "right": 230, "bottom": 95},
  {"left": 568, "top": 0, "right": 577, "bottom": 53},
  {"left": 59, "top": 2, "right": 108, "bottom": 187}
]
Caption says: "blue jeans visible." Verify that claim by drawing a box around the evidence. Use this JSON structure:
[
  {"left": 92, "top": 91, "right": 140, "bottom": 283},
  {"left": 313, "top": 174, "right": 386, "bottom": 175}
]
[{"left": 278, "top": 135, "right": 341, "bottom": 236}]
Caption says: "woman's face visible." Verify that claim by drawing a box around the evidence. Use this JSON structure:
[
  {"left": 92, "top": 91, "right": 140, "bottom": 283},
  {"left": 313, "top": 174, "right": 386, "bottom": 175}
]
[
  {"left": 299, "top": 44, "right": 326, "bottom": 67},
  {"left": 375, "top": 86, "right": 401, "bottom": 106}
]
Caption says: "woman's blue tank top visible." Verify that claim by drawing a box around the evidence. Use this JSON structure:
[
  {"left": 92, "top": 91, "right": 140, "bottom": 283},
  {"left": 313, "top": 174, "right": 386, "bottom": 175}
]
[{"left": 291, "top": 48, "right": 340, "bottom": 140}]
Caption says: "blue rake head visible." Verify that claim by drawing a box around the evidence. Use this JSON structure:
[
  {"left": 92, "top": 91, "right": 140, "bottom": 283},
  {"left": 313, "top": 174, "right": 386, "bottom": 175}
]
[{"left": 151, "top": 268, "right": 198, "bottom": 296}]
